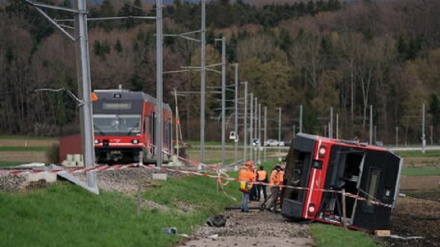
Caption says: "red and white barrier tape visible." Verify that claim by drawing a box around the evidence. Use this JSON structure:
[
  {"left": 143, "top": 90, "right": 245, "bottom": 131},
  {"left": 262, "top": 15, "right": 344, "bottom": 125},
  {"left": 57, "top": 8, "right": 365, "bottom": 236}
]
[{"left": 0, "top": 162, "right": 392, "bottom": 208}]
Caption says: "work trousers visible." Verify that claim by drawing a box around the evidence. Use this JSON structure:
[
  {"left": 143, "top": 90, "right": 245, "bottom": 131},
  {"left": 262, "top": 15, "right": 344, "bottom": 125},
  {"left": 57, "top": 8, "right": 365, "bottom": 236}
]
[
  {"left": 257, "top": 183, "right": 267, "bottom": 201},
  {"left": 268, "top": 186, "right": 280, "bottom": 211},
  {"left": 241, "top": 192, "right": 250, "bottom": 212}
]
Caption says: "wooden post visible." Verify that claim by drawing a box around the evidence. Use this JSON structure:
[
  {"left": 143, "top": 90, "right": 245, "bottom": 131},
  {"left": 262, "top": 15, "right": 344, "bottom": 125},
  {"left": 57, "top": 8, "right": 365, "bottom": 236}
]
[{"left": 342, "top": 189, "right": 347, "bottom": 229}]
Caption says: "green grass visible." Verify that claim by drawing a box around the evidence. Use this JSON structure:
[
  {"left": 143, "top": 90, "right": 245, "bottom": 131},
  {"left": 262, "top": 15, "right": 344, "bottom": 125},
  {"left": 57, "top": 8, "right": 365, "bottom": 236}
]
[
  {"left": 401, "top": 167, "right": 440, "bottom": 176},
  {"left": 310, "top": 224, "right": 381, "bottom": 247},
  {"left": 0, "top": 146, "right": 51, "bottom": 152},
  {"left": 0, "top": 161, "right": 36, "bottom": 167},
  {"left": 0, "top": 173, "right": 241, "bottom": 247},
  {"left": 396, "top": 150, "right": 440, "bottom": 158}
]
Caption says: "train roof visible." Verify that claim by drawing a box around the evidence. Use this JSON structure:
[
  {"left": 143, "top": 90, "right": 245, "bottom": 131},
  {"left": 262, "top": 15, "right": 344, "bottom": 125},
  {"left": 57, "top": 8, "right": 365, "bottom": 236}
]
[
  {"left": 295, "top": 132, "right": 390, "bottom": 152},
  {"left": 93, "top": 89, "right": 171, "bottom": 110}
]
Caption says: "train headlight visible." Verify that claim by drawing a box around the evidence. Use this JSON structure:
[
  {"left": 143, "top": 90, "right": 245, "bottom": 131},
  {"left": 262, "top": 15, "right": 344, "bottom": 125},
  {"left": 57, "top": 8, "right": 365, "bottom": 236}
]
[
  {"left": 132, "top": 139, "right": 139, "bottom": 144},
  {"left": 308, "top": 203, "right": 316, "bottom": 216},
  {"left": 318, "top": 145, "right": 327, "bottom": 158},
  {"left": 94, "top": 139, "right": 100, "bottom": 144}
]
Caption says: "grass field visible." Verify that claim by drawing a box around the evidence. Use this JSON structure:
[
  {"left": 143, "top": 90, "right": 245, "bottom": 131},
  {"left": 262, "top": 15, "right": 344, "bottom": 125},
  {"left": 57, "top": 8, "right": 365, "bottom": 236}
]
[
  {"left": 0, "top": 176, "right": 241, "bottom": 247},
  {"left": 401, "top": 167, "right": 440, "bottom": 176},
  {"left": 0, "top": 162, "right": 380, "bottom": 247}
]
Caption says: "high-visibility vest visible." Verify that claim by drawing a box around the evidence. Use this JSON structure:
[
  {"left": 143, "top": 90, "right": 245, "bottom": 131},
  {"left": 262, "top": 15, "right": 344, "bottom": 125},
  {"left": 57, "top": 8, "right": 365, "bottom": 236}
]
[
  {"left": 238, "top": 167, "right": 255, "bottom": 192},
  {"left": 238, "top": 167, "right": 255, "bottom": 182},
  {"left": 270, "top": 170, "right": 280, "bottom": 186},
  {"left": 257, "top": 170, "right": 267, "bottom": 181}
]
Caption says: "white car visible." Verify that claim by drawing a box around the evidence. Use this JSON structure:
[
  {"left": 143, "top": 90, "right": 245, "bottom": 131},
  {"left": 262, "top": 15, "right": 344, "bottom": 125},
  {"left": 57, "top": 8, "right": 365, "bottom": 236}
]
[{"left": 264, "top": 139, "right": 284, "bottom": 146}]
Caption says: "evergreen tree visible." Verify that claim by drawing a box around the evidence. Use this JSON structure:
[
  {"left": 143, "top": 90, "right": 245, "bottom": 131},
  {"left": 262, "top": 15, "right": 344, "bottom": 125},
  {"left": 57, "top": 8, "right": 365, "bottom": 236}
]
[
  {"left": 429, "top": 94, "right": 440, "bottom": 127},
  {"left": 99, "top": 0, "right": 116, "bottom": 32}
]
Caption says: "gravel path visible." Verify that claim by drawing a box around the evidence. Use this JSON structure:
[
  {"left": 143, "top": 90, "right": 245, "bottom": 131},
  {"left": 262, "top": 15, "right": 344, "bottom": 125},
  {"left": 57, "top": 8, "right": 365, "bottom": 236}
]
[{"left": 175, "top": 200, "right": 314, "bottom": 247}]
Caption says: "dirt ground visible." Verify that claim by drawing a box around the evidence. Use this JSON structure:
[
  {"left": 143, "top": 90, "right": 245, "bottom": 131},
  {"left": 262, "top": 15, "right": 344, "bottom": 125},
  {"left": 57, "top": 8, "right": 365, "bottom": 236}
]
[
  {"left": 375, "top": 176, "right": 440, "bottom": 247},
  {"left": 0, "top": 139, "right": 56, "bottom": 163},
  {"left": 174, "top": 200, "right": 314, "bottom": 247},
  {"left": 176, "top": 176, "right": 440, "bottom": 247},
  {"left": 0, "top": 139, "right": 57, "bottom": 147}
]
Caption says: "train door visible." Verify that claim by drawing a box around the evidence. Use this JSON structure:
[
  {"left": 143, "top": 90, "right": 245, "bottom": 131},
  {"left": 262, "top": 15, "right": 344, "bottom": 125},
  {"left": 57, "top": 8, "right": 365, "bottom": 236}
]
[
  {"left": 319, "top": 146, "right": 365, "bottom": 225},
  {"left": 350, "top": 150, "right": 402, "bottom": 230}
]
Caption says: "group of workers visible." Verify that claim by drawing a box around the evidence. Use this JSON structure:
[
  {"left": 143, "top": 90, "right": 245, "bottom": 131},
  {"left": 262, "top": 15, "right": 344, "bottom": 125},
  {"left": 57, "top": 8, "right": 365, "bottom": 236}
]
[{"left": 238, "top": 160, "right": 285, "bottom": 213}]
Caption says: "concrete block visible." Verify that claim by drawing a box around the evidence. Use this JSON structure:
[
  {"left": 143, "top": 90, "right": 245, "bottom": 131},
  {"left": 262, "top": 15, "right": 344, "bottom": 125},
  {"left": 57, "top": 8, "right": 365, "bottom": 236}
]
[
  {"left": 28, "top": 171, "right": 57, "bottom": 183},
  {"left": 66, "top": 154, "right": 73, "bottom": 162},
  {"left": 152, "top": 173, "right": 168, "bottom": 180}
]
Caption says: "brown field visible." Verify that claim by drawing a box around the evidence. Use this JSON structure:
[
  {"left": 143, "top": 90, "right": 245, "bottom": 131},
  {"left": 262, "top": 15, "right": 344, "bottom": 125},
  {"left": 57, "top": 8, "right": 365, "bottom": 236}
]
[
  {"left": 0, "top": 139, "right": 57, "bottom": 163},
  {"left": 0, "top": 139, "right": 57, "bottom": 147},
  {"left": 377, "top": 176, "right": 440, "bottom": 247}
]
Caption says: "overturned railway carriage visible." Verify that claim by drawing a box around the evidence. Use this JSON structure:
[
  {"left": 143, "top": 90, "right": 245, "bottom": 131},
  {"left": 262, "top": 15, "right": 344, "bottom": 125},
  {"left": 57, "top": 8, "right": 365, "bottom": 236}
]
[
  {"left": 92, "top": 89, "right": 173, "bottom": 164},
  {"left": 280, "top": 133, "right": 403, "bottom": 231}
]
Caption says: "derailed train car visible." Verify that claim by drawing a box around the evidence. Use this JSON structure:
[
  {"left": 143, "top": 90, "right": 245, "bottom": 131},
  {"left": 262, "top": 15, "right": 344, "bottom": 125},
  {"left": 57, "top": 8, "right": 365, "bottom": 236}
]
[{"left": 280, "top": 133, "right": 403, "bottom": 231}]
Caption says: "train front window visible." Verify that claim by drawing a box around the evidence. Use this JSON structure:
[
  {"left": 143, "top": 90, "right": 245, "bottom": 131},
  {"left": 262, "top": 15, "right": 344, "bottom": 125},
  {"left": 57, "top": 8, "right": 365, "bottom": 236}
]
[
  {"left": 284, "top": 150, "right": 310, "bottom": 201},
  {"left": 94, "top": 114, "right": 141, "bottom": 136}
]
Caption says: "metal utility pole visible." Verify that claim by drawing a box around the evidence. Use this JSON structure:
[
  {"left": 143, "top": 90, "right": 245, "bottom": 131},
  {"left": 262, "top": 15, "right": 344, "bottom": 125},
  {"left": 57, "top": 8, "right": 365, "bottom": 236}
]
[
  {"left": 243, "top": 81, "right": 248, "bottom": 162},
  {"left": 233, "top": 64, "right": 239, "bottom": 168},
  {"left": 336, "top": 113, "right": 339, "bottom": 139},
  {"left": 156, "top": 0, "right": 164, "bottom": 167},
  {"left": 277, "top": 107, "right": 282, "bottom": 154},
  {"left": 258, "top": 103, "right": 262, "bottom": 164},
  {"left": 299, "top": 104, "right": 303, "bottom": 133},
  {"left": 173, "top": 89, "right": 180, "bottom": 157},
  {"left": 220, "top": 36, "right": 226, "bottom": 166},
  {"left": 74, "top": 0, "right": 97, "bottom": 190},
  {"left": 430, "top": 125, "right": 433, "bottom": 145},
  {"left": 254, "top": 97, "right": 258, "bottom": 163},
  {"left": 264, "top": 106, "right": 267, "bottom": 162},
  {"left": 249, "top": 93, "right": 253, "bottom": 162},
  {"left": 369, "top": 105, "right": 373, "bottom": 145},
  {"left": 422, "top": 103, "right": 426, "bottom": 153},
  {"left": 329, "top": 107, "right": 333, "bottom": 138},
  {"left": 200, "top": 0, "right": 206, "bottom": 166}
]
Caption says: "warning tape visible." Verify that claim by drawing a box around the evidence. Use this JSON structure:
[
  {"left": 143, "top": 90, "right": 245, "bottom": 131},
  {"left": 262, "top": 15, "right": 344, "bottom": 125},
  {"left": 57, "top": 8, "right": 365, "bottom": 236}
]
[{"left": 0, "top": 162, "right": 392, "bottom": 209}]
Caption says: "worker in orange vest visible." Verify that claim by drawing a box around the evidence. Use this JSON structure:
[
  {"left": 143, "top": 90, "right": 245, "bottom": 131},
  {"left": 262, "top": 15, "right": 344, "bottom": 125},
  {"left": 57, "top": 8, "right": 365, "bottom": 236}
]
[
  {"left": 256, "top": 165, "right": 268, "bottom": 201},
  {"left": 277, "top": 162, "right": 286, "bottom": 205},
  {"left": 238, "top": 160, "right": 255, "bottom": 212},
  {"left": 267, "top": 165, "right": 282, "bottom": 212}
]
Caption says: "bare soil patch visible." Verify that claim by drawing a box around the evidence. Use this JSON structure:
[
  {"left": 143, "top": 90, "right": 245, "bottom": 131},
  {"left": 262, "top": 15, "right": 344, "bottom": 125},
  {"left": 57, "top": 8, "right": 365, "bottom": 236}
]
[
  {"left": 400, "top": 175, "right": 440, "bottom": 190},
  {"left": 0, "top": 139, "right": 57, "bottom": 147},
  {"left": 0, "top": 151, "right": 48, "bottom": 163},
  {"left": 375, "top": 176, "right": 440, "bottom": 247}
]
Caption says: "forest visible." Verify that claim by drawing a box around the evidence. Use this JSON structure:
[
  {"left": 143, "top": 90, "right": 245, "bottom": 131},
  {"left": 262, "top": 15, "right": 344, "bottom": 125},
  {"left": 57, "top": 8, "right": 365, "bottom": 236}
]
[{"left": 0, "top": 0, "right": 439, "bottom": 145}]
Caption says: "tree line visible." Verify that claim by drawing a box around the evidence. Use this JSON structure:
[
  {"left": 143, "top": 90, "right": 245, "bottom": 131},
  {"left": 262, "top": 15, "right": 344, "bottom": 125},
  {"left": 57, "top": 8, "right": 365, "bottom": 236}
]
[{"left": 0, "top": 0, "right": 439, "bottom": 145}]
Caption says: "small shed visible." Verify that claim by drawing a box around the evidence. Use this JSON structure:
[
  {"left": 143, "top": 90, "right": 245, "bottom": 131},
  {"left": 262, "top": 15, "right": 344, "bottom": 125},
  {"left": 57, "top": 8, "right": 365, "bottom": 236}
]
[{"left": 58, "top": 133, "right": 82, "bottom": 167}]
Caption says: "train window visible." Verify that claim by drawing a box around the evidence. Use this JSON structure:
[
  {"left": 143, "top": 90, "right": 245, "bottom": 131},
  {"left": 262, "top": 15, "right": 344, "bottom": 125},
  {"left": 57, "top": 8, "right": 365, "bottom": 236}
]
[
  {"left": 93, "top": 114, "right": 140, "bottom": 135},
  {"left": 284, "top": 151, "right": 309, "bottom": 201},
  {"left": 363, "top": 167, "right": 380, "bottom": 213},
  {"left": 150, "top": 112, "right": 155, "bottom": 144},
  {"left": 165, "top": 119, "right": 171, "bottom": 148}
]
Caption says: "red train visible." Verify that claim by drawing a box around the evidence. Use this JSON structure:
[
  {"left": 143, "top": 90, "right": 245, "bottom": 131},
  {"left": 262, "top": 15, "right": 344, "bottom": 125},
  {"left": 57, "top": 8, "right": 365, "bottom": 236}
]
[
  {"left": 92, "top": 89, "right": 173, "bottom": 164},
  {"left": 280, "top": 133, "right": 403, "bottom": 231}
]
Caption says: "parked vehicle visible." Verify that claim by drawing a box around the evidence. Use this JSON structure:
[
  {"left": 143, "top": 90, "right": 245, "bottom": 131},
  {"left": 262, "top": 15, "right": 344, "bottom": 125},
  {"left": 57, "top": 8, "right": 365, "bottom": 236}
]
[{"left": 264, "top": 139, "right": 284, "bottom": 146}]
